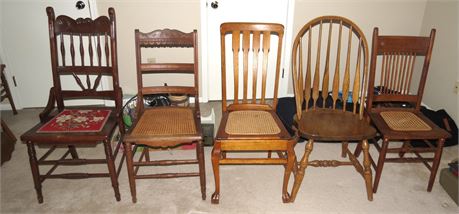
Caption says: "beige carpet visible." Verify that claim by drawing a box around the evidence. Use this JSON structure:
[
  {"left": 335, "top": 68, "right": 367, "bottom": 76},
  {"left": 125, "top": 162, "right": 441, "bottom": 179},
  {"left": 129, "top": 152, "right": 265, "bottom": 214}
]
[{"left": 1, "top": 108, "right": 458, "bottom": 214}]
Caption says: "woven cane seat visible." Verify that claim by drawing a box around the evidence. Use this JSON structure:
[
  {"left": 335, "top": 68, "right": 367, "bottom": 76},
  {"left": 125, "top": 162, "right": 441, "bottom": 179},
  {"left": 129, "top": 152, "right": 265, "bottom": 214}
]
[
  {"left": 225, "top": 110, "right": 281, "bottom": 135},
  {"left": 380, "top": 111, "right": 432, "bottom": 131},
  {"left": 131, "top": 107, "right": 197, "bottom": 136}
]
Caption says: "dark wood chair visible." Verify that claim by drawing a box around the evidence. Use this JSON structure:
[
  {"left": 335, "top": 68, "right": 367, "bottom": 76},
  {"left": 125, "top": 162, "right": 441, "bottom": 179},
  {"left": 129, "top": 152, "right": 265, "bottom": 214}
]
[
  {"left": 20, "top": 7, "right": 123, "bottom": 203},
  {"left": 211, "top": 22, "right": 297, "bottom": 204},
  {"left": 289, "top": 16, "right": 376, "bottom": 202},
  {"left": 1, "top": 64, "right": 18, "bottom": 114},
  {"left": 366, "top": 28, "right": 451, "bottom": 193},
  {"left": 123, "top": 29, "right": 205, "bottom": 203}
]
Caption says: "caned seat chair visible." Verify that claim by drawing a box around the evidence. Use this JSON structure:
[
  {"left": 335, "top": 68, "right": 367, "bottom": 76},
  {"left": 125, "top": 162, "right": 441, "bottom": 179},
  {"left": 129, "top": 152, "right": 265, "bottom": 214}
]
[
  {"left": 1, "top": 64, "right": 18, "bottom": 114},
  {"left": 211, "top": 22, "right": 297, "bottom": 204},
  {"left": 20, "top": 7, "right": 123, "bottom": 203},
  {"left": 366, "top": 28, "right": 451, "bottom": 193},
  {"left": 289, "top": 16, "right": 376, "bottom": 202},
  {"left": 123, "top": 29, "right": 205, "bottom": 203}
]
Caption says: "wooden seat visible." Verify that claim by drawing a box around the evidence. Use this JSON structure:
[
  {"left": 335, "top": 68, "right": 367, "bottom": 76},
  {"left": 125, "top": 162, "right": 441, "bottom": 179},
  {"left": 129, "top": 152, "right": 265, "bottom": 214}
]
[
  {"left": 289, "top": 16, "right": 376, "bottom": 202},
  {"left": 123, "top": 29, "right": 205, "bottom": 203},
  {"left": 366, "top": 28, "right": 451, "bottom": 193},
  {"left": 1, "top": 64, "right": 17, "bottom": 114},
  {"left": 211, "top": 22, "right": 297, "bottom": 204},
  {"left": 20, "top": 7, "right": 123, "bottom": 203}
]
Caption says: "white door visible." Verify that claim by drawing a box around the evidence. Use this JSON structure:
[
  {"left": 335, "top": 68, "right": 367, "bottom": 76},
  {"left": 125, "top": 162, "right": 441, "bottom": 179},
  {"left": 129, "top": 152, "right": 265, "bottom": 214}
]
[
  {"left": 200, "top": 0, "right": 295, "bottom": 101},
  {"left": 0, "top": 0, "right": 98, "bottom": 109}
]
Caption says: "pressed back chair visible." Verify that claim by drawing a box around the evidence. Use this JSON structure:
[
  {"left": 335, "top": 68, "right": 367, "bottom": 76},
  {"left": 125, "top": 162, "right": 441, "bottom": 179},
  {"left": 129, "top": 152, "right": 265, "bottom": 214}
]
[
  {"left": 20, "top": 7, "right": 123, "bottom": 203},
  {"left": 123, "top": 29, "right": 205, "bottom": 203},
  {"left": 289, "top": 16, "right": 376, "bottom": 202},
  {"left": 211, "top": 22, "right": 297, "bottom": 204},
  {"left": 366, "top": 28, "right": 451, "bottom": 193}
]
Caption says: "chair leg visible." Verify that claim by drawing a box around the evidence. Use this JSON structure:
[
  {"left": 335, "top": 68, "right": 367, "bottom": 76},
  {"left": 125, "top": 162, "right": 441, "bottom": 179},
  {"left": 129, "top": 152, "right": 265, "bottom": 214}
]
[
  {"left": 362, "top": 139, "right": 373, "bottom": 201},
  {"left": 282, "top": 143, "right": 295, "bottom": 203},
  {"left": 103, "top": 140, "right": 121, "bottom": 201},
  {"left": 26, "top": 141, "right": 43, "bottom": 203},
  {"left": 124, "top": 142, "right": 137, "bottom": 203},
  {"left": 196, "top": 140, "right": 206, "bottom": 200},
  {"left": 373, "top": 138, "right": 389, "bottom": 193},
  {"left": 289, "top": 139, "right": 314, "bottom": 203},
  {"left": 398, "top": 141, "right": 410, "bottom": 158},
  {"left": 211, "top": 142, "right": 221, "bottom": 204},
  {"left": 68, "top": 145, "right": 79, "bottom": 159},
  {"left": 341, "top": 142, "right": 348, "bottom": 158},
  {"left": 427, "top": 138, "right": 445, "bottom": 192}
]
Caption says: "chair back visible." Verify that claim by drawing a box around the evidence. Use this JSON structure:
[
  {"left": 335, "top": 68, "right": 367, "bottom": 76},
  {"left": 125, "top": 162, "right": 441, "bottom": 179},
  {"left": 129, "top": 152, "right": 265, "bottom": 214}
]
[
  {"left": 134, "top": 29, "right": 199, "bottom": 114},
  {"left": 46, "top": 7, "right": 122, "bottom": 112},
  {"left": 220, "top": 22, "right": 284, "bottom": 112},
  {"left": 367, "top": 28, "right": 436, "bottom": 112},
  {"left": 292, "top": 16, "right": 369, "bottom": 119}
]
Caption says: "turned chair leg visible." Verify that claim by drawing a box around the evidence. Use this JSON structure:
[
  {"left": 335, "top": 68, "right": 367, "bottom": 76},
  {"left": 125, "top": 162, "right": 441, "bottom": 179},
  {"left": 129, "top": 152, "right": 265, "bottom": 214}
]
[
  {"left": 362, "top": 139, "right": 373, "bottom": 201},
  {"left": 124, "top": 142, "right": 137, "bottom": 203},
  {"left": 27, "top": 142, "right": 43, "bottom": 203},
  {"left": 211, "top": 142, "right": 221, "bottom": 204},
  {"left": 103, "top": 140, "right": 121, "bottom": 201},
  {"left": 289, "top": 139, "right": 314, "bottom": 202},
  {"left": 196, "top": 140, "right": 206, "bottom": 200}
]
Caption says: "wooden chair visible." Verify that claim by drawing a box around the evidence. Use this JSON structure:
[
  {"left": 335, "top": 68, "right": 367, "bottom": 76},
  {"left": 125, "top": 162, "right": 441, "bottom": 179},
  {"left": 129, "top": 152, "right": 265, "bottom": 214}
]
[
  {"left": 289, "top": 16, "right": 376, "bottom": 202},
  {"left": 366, "top": 28, "right": 451, "bottom": 193},
  {"left": 20, "top": 7, "right": 123, "bottom": 203},
  {"left": 211, "top": 22, "right": 297, "bottom": 204},
  {"left": 1, "top": 64, "right": 18, "bottom": 114},
  {"left": 123, "top": 29, "right": 205, "bottom": 203}
]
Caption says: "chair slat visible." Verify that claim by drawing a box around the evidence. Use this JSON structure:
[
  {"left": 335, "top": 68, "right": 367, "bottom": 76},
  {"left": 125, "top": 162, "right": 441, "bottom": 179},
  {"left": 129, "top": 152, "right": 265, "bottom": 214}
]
[
  {"left": 242, "top": 31, "right": 250, "bottom": 103},
  {"left": 251, "top": 31, "right": 260, "bottom": 103},
  {"left": 70, "top": 34, "right": 75, "bottom": 66},
  {"left": 261, "top": 31, "right": 271, "bottom": 104},
  {"left": 322, "top": 20, "right": 333, "bottom": 107},
  {"left": 342, "top": 26, "right": 353, "bottom": 112},
  {"left": 312, "top": 21, "right": 323, "bottom": 108},
  {"left": 97, "top": 34, "right": 102, "bottom": 66},
  {"left": 332, "top": 21, "right": 343, "bottom": 109},
  {"left": 352, "top": 38, "right": 362, "bottom": 113},
  {"left": 88, "top": 34, "right": 94, "bottom": 66},
  {"left": 105, "top": 33, "right": 109, "bottom": 66},
  {"left": 232, "top": 31, "right": 240, "bottom": 104},
  {"left": 60, "top": 33, "right": 66, "bottom": 66},
  {"left": 79, "top": 34, "right": 84, "bottom": 66}
]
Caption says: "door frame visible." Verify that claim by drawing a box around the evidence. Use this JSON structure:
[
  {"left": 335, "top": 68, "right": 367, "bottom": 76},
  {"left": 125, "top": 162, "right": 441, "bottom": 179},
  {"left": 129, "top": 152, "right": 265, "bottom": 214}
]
[{"left": 199, "top": 0, "right": 296, "bottom": 102}]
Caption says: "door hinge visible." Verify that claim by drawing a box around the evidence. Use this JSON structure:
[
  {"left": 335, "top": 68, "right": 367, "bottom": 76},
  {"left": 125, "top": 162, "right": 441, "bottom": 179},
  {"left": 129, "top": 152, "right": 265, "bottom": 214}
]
[{"left": 12, "top": 76, "right": 17, "bottom": 87}]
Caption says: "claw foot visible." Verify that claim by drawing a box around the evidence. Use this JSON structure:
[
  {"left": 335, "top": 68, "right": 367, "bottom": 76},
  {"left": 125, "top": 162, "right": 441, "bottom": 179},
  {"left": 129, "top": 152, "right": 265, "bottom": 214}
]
[{"left": 211, "top": 192, "right": 220, "bottom": 204}]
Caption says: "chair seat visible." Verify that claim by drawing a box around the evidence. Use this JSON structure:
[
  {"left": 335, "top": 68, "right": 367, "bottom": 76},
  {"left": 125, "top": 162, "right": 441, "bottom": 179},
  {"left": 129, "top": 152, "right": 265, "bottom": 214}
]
[
  {"left": 217, "top": 110, "right": 291, "bottom": 140},
  {"left": 124, "top": 107, "right": 201, "bottom": 144},
  {"left": 21, "top": 107, "right": 118, "bottom": 144},
  {"left": 296, "top": 109, "right": 376, "bottom": 141},
  {"left": 369, "top": 110, "right": 451, "bottom": 140}
]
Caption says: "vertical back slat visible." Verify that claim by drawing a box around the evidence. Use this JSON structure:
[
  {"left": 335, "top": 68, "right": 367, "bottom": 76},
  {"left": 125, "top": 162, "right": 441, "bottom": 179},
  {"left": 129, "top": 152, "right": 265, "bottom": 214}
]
[
  {"left": 79, "top": 34, "right": 84, "bottom": 66},
  {"left": 406, "top": 53, "right": 416, "bottom": 94},
  {"left": 297, "top": 39, "right": 304, "bottom": 109},
  {"left": 88, "top": 34, "right": 94, "bottom": 66},
  {"left": 352, "top": 38, "right": 362, "bottom": 113},
  {"left": 70, "top": 34, "right": 75, "bottom": 66},
  {"left": 312, "top": 21, "right": 323, "bottom": 108},
  {"left": 379, "top": 54, "right": 386, "bottom": 89},
  {"left": 97, "top": 34, "right": 102, "bottom": 66},
  {"left": 304, "top": 28, "right": 312, "bottom": 111},
  {"left": 60, "top": 33, "right": 66, "bottom": 66},
  {"left": 388, "top": 53, "right": 397, "bottom": 93},
  {"left": 322, "top": 20, "right": 333, "bottom": 107},
  {"left": 105, "top": 33, "right": 110, "bottom": 66},
  {"left": 341, "top": 25, "right": 352, "bottom": 112},
  {"left": 242, "top": 31, "right": 250, "bottom": 103},
  {"left": 260, "top": 31, "right": 271, "bottom": 104},
  {"left": 232, "top": 31, "right": 240, "bottom": 104},
  {"left": 399, "top": 54, "right": 408, "bottom": 94},
  {"left": 332, "top": 21, "right": 343, "bottom": 109},
  {"left": 251, "top": 32, "right": 260, "bottom": 103},
  {"left": 383, "top": 54, "right": 392, "bottom": 93}
]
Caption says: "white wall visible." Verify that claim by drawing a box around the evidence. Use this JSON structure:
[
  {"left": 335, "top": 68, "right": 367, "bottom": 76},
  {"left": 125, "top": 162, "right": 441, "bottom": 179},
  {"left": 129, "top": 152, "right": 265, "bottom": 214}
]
[
  {"left": 419, "top": 0, "right": 458, "bottom": 124},
  {"left": 289, "top": 0, "right": 428, "bottom": 95},
  {"left": 96, "top": 0, "right": 201, "bottom": 96}
]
